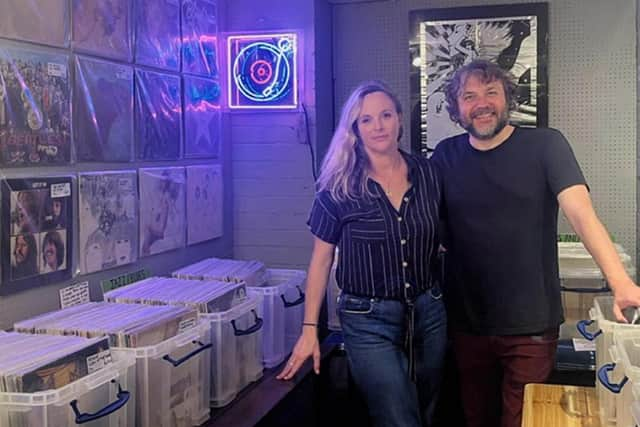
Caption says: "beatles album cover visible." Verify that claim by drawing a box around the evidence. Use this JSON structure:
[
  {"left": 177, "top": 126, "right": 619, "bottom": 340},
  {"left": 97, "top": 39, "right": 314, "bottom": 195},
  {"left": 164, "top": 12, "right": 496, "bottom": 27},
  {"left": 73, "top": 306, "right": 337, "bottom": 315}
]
[
  {"left": 139, "top": 167, "right": 186, "bottom": 257},
  {"left": 0, "top": 43, "right": 71, "bottom": 166},
  {"left": 79, "top": 171, "right": 138, "bottom": 275},
  {"left": 186, "top": 164, "right": 223, "bottom": 245},
  {"left": 182, "top": 0, "right": 219, "bottom": 77},
  {"left": 135, "top": 69, "right": 182, "bottom": 160},
  {"left": 72, "top": 0, "right": 132, "bottom": 61},
  {"left": 0, "top": 0, "right": 70, "bottom": 48},
  {"left": 1, "top": 176, "right": 73, "bottom": 293},
  {"left": 134, "top": 0, "right": 181, "bottom": 71},
  {"left": 74, "top": 56, "right": 134, "bottom": 162},
  {"left": 183, "top": 76, "right": 221, "bottom": 158}
]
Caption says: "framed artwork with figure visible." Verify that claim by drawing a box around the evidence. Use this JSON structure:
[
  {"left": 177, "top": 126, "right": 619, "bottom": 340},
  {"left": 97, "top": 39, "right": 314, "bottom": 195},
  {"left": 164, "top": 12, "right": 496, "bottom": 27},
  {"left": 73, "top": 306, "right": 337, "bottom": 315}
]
[{"left": 409, "top": 3, "right": 548, "bottom": 156}]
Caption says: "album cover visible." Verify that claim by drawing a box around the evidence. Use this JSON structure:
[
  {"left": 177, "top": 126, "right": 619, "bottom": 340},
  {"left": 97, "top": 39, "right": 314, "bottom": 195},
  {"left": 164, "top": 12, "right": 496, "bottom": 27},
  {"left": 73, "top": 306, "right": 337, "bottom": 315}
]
[
  {"left": 74, "top": 56, "right": 134, "bottom": 162},
  {"left": 0, "top": 0, "right": 70, "bottom": 47},
  {"left": 79, "top": 171, "right": 138, "bottom": 275},
  {"left": 0, "top": 43, "right": 71, "bottom": 166},
  {"left": 1, "top": 177, "right": 73, "bottom": 293},
  {"left": 139, "top": 167, "right": 186, "bottom": 256},
  {"left": 184, "top": 76, "right": 221, "bottom": 158},
  {"left": 186, "top": 164, "right": 223, "bottom": 245},
  {"left": 134, "top": 0, "right": 181, "bottom": 70},
  {"left": 19, "top": 337, "right": 110, "bottom": 393},
  {"left": 135, "top": 69, "right": 182, "bottom": 160},
  {"left": 72, "top": 0, "right": 132, "bottom": 61},
  {"left": 182, "top": 0, "right": 219, "bottom": 77}
]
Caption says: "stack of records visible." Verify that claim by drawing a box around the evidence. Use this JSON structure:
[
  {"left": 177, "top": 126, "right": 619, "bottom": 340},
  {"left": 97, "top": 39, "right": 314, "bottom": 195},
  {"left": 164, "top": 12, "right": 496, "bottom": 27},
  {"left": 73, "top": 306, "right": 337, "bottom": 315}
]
[
  {"left": 104, "top": 276, "right": 247, "bottom": 313},
  {"left": 0, "top": 332, "right": 111, "bottom": 393},
  {"left": 173, "top": 257, "right": 267, "bottom": 286},
  {"left": 14, "top": 302, "right": 198, "bottom": 348}
]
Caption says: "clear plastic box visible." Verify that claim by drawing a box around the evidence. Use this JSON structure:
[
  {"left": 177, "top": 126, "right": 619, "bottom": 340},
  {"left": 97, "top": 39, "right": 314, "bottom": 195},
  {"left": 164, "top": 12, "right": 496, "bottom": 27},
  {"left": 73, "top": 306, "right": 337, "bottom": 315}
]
[
  {"left": 111, "top": 321, "right": 211, "bottom": 427},
  {"left": 632, "top": 383, "right": 640, "bottom": 426},
  {"left": 200, "top": 293, "right": 264, "bottom": 407},
  {"left": 605, "top": 333, "right": 640, "bottom": 427},
  {"left": 0, "top": 350, "right": 136, "bottom": 427},
  {"left": 247, "top": 269, "right": 307, "bottom": 367},
  {"left": 578, "top": 296, "right": 640, "bottom": 426}
]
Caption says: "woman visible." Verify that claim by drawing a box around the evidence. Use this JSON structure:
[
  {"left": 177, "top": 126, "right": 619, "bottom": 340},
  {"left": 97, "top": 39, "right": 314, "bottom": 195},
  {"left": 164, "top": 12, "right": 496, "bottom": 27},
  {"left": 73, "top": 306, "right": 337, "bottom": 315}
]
[{"left": 277, "top": 80, "right": 446, "bottom": 426}]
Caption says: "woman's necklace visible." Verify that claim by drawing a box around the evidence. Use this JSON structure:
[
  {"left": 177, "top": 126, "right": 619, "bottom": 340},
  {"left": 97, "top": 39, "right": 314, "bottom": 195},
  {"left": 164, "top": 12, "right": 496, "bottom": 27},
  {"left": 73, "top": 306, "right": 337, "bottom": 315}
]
[{"left": 385, "top": 156, "right": 399, "bottom": 197}]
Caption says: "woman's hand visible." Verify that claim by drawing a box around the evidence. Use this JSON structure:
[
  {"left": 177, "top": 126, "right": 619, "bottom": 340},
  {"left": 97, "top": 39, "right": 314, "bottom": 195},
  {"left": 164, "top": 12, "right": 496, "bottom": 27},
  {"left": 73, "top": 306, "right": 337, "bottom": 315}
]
[{"left": 276, "top": 327, "right": 320, "bottom": 380}]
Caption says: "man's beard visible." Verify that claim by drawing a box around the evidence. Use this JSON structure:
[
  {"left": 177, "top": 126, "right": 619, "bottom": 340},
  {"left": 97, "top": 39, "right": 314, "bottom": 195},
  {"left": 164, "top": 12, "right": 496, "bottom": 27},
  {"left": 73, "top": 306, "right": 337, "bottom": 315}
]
[{"left": 461, "top": 107, "right": 510, "bottom": 140}]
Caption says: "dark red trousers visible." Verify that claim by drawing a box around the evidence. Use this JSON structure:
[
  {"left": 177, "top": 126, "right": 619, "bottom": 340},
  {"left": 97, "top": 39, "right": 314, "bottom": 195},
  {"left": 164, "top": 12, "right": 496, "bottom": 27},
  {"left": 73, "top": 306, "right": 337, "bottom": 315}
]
[{"left": 452, "top": 329, "right": 558, "bottom": 427}]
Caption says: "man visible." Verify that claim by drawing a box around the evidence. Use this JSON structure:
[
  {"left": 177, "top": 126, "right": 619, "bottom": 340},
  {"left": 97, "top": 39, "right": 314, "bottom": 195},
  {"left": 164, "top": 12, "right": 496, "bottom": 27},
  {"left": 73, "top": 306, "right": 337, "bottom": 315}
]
[
  {"left": 12, "top": 233, "right": 38, "bottom": 279},
  {"left": 430, "top": 59, "right": 640, "bottom": 427}
]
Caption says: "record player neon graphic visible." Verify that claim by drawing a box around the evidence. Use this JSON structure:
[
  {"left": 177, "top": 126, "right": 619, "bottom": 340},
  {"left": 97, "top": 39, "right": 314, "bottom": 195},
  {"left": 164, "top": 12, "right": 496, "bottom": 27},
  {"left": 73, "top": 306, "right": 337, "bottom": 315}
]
[{"left": 227, "top": 32, "right": 299, "bottom": 109}]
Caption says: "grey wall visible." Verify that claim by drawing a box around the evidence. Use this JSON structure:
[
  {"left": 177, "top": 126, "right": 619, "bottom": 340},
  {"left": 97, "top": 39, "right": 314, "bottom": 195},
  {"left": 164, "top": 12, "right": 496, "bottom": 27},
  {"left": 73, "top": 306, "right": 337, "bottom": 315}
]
[
  {"left": 225, "top": 0, "right": 320, "bottom": 269},
  {"left": 331, "top": 0, "right": 638, "bottom": 263}
]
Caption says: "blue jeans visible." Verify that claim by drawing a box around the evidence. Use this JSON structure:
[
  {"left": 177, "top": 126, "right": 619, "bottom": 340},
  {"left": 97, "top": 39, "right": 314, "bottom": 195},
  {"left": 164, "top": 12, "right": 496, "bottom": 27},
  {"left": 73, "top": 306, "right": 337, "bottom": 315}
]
[{"left": 338, "top": 288, "right": 447, "bottom": 427}]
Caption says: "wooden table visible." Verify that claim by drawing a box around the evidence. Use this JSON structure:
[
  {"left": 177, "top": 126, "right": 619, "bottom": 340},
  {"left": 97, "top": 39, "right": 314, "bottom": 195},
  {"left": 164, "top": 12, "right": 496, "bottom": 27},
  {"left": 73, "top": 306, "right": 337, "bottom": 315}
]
[{"left": 522, "top": 383, "right": 601, "bottom": 427}]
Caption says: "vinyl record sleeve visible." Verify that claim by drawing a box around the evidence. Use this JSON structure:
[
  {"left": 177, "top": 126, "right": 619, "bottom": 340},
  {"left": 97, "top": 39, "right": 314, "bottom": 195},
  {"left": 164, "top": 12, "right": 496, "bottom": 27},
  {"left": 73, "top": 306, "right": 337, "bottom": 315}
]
[
  {"left": 134, "top": 0, "right": 181, "bottom": 71},
  {"left": 72, "top": 0, "right": 132, "bottom": 61},
  {"left": 183, "top": 75, "right": 221, "bottom": 158},
  {"left": 186, "top": 164, "right": 223, "bottom": 245},
  {"left": 135, "top": 68, "right": 182, "bottom": 160},
  {"left": 1, "top": 176, "right": 73, "bottom": 294},
  {"left": 0, "top": 0, "right": 70, "bottom": 48},
  {"left": 79, "top": 171, "right": 138, "bottom": 275},
  {"left": 0, "top": 42, "right": 72, "bottom": 166},
  {"left": 74, "top": 56, "right": 134, "bottom": 162},
  {"left": 139, "top": 167, "right": 186, "bottom": 256},
  {"left": 181, "top": 0, "right": 219, "bottom": 77}
]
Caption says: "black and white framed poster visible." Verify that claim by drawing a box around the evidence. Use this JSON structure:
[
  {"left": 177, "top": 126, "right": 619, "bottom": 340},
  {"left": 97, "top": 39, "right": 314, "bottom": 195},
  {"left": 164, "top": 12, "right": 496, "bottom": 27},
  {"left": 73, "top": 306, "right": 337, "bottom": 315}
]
[{"left": 409, "top": 3, "right": 548, "bottom": 155}]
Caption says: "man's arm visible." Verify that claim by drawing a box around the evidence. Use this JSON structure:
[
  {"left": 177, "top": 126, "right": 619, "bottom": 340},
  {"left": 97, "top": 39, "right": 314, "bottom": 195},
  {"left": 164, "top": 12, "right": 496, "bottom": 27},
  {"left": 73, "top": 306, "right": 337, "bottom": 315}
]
[{"left": 558, "top": 184, "right": 640, "bottom": 322}]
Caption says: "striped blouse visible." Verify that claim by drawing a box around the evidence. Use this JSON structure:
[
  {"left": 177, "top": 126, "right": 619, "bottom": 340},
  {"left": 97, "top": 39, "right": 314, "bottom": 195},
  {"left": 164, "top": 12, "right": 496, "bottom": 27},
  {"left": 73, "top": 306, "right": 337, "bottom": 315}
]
[{"left": 307, "top": 150, "right": 442, "bottom": 301}]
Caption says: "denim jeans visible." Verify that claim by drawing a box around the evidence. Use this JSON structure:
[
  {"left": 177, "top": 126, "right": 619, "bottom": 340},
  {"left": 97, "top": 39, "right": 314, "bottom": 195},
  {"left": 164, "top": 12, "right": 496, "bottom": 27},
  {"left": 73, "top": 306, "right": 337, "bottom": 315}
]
[{"left": 338, "top": 287, "right": 447, "bottom": 427}]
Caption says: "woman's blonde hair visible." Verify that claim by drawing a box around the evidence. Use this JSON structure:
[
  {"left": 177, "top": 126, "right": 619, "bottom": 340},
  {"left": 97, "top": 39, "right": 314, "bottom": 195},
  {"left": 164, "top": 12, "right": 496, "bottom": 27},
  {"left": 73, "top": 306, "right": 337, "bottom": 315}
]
[{"left": 317, "top": 80, "right": 402, "bottom": 201}]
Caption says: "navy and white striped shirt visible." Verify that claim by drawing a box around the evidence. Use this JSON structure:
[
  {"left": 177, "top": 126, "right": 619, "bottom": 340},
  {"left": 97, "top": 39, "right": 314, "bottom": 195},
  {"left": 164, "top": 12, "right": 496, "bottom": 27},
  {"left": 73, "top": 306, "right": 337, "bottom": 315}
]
[{"left": 307, "top": 150, "right": 441, "bottom": 301}]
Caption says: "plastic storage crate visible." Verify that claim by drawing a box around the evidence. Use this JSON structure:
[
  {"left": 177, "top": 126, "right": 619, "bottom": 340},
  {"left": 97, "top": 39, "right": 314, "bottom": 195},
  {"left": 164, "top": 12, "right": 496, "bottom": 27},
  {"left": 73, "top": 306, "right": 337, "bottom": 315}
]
[
  {"left": 632, "top": 383, "right": 640, "bottom": 426},
  {"left": 112, "top": 321, "right": 211, "bottom": 427},
  {"left": 597, "top": 332, "right": 640, "bottom": 427},
  {"left": 0, "top": 351, "right": 136, "bottom": 427},
  {"left": 577, "top": 297, "right": 640, "bottom": 426},
  {"left": 200, "top": 293, "right": 264, "bottom": 407},
  {"left": 247, "top": 268, "right": 306, "bottom": 367}
]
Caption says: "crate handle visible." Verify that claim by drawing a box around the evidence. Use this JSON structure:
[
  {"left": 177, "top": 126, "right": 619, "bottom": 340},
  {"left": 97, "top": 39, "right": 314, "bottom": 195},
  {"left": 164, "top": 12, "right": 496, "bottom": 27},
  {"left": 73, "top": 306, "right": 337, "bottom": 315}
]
[
  {"left": 577, "top": 319, "right": 602, "bottom": 340},
  {"left": 281, "top": 286, "right": 305, "bottom": 308},
  {"left": 560, "top": 284, "right": 611, "bottom": 293},
  {"left": 70, "top": 381, "right": 130, "bottom": 424},
  {"left": 162, "top": 340, "right": 212, "bottom": 367},
  {"left": 231, "top": 309, "right": 263, "bottom": 336},
  {"left": 597, "top": 363, "right": 628, "bottom": 394}
]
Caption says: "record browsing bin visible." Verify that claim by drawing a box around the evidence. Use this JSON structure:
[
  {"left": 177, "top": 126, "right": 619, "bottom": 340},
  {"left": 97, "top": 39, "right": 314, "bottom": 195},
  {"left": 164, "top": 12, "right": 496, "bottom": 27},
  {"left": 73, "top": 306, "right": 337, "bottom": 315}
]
[
  {"left": 111, "top": 321, "right": 212, "bottom": 427},
  {"left": 577, "top": 296, "right": 640, "bottom": 426},
  {"left": 0, "top": 350, "right": 136, "bottom": 427},
  {"left": 202, "top": 293, "right": 264, "bottom": 407},
  {"left": 247, "top": 268, "right": 307, "bottom": 368}
]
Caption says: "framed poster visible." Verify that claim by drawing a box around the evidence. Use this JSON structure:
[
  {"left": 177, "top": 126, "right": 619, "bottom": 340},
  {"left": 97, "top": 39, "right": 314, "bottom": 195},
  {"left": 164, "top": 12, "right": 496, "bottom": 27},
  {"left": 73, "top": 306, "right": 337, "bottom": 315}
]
[
  {"left": 79, "top": 171, "right": 138, "bottom": 275},
  {"left": 0, "top": 42, "right": 72, "bottom": 166},
  {"left": 139, "top": 167, "right": 186, "bottom": 257},
  {"left": 183, "top": 75, "right": 221, "bottom": 158},
  {"left": 409, "top": 3, "right": 548, "bottom": 155},
  {"left": 1, "top": 176, "right": 73, "bottom": 294},
  {"left": 186, "top": 164, "right": 223, "bottom": 245},
  {"left": 74, "top": 56, "right": 134, "bottom": 162}
]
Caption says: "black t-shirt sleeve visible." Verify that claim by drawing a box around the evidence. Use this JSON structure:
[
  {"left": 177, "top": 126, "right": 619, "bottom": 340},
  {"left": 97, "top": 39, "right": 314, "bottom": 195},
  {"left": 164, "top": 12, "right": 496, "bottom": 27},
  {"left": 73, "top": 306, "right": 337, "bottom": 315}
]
[
  {"left": 306, "top": 191, "right": 341, "bottom": 244},
  {"left": 543, "top": 129, "right": 588, "bottom": 195}
]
